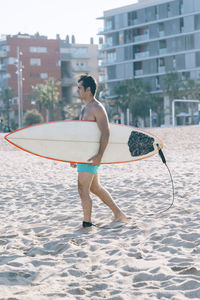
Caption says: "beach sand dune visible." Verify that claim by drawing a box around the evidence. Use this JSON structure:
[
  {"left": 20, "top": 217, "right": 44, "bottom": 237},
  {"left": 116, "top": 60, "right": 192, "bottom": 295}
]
[{"left": 0, "top": 125, "right": 200, "bottom": 299}]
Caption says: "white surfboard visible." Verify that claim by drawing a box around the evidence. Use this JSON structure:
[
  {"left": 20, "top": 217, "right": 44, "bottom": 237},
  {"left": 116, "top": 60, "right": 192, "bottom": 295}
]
[{"left": 4, "top": 120, "right": 163, "bottom": 164}]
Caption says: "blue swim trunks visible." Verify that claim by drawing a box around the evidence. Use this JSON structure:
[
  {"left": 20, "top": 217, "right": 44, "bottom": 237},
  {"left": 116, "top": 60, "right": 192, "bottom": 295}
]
[{"left": 77, "top": 164, "right": 100, "bottom": 174}]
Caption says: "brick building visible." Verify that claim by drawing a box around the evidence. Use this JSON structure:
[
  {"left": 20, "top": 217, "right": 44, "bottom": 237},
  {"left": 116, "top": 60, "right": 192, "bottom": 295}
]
[
  {"left": 0, "top": 33, "right": 99, "bottom": 128},
  {"left": 0, "top": 33, "right": 61, "bottom": 126}
]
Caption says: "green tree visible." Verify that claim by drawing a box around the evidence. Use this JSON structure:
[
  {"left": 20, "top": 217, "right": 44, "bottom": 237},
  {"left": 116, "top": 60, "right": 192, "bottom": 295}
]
[
  {"left": 114, "top": 79, "right": 154, "bottom": 126},
  {"left": 24, "top": 109, "right": 44, "bottom": 126},
  {"left": 0, "top": 87, "right": 15, "bottom": 127},
  {"left": 163, "top": 72, "right": 183, "bottom": 100},
  {"left": 128, "top": 79, "right": 152, "bottom": 125},
  {"left": 114, "top": 81, "right": 130, "bottom": 119},
  {"left": 182, "top": 78, "right": 200, "bottom": 124},
  {"left": 32, "top": 77, "right": 60, "bottom": 121}
]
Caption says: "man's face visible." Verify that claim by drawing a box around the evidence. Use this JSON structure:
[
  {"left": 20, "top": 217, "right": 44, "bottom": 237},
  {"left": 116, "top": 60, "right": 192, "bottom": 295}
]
[{"left": 77, "top": 81, "right": 86, "bottom": 100}]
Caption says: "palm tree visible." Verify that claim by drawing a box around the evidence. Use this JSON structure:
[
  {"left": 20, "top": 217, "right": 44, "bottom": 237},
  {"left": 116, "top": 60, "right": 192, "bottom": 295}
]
[
  {"left": 162, "top": 72, "right": 184, "bottom": 125},
  {"left": 114, "top": 81, "right": 130, "bottom": 124},
  {"left": 32, "top": 77, "right": 60, "bottom": 121},
  {"left": 128, "top": 79, "right": 151, "bottom": 125},
  {"left": 182, "top": 78, "right": 200, "bottom": 124},
  {"left": 163, "top": 72, "right": 183, "bottom": 100},
  {"left": 32, "top": 83, "right": 46, "bottom": 113}
]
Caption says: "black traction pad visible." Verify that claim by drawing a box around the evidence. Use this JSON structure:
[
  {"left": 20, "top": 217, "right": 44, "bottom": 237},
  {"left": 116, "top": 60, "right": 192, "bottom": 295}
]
[{"left": 128, "top": 131, "right": 155, "bottom": 157}]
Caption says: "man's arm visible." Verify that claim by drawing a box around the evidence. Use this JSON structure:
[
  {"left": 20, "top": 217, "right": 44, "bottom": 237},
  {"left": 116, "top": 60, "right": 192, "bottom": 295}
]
[{"left": 88, "top": 105, "right": 110, "bottom": 166}]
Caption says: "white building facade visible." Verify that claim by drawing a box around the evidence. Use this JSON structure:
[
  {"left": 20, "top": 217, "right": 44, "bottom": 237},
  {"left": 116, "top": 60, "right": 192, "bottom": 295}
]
[{"left": 98, "top": 0, "right": 200, "bottom": 96}]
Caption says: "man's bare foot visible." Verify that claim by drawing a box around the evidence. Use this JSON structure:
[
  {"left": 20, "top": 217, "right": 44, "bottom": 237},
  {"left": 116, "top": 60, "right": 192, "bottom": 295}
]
[{"left": 112, "top": 213, "right": 128, "bottom": 222}]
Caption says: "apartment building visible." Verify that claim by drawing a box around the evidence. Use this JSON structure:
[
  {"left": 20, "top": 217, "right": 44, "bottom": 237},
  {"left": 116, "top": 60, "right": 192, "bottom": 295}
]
[
  {"left": 60, "top": 38, "right": 99, "bottom": 105},
  {"left": 0, "top": 33, "right": 61, "bottom": 125},
  {"left": 98, "top": 0, "right": 200, "bottom": 96},
  {"left": 0, "top": 33, "right": 99, "bottom": 126}
]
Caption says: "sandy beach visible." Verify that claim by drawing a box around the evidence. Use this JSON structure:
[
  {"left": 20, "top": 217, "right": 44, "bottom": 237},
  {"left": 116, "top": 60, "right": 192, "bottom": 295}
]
[{"left": 0, "top": 125, "right": 200, "bottom": 300}]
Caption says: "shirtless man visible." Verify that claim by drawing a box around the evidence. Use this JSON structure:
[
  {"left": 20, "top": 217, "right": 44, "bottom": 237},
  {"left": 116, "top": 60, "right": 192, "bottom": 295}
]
[{"left": 71, "top": 75, "right": 127, "bottom": 229}]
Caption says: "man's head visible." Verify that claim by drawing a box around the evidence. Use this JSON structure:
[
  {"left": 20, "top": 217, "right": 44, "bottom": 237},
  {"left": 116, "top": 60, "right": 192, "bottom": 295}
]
[{"left": 77, "top": 75, "right": 97, "bottom": 99}]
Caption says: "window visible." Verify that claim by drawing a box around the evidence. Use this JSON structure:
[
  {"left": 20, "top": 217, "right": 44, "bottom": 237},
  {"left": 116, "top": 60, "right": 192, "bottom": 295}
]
[
  {"left": 159, "top": 23, "right": 164, "bottom": 35},
  {"left": 106, "top": 36, "right": 113, "bottom": 47},
  {"left": 105, "top": 17, "right": 114, "bottom": 31},
  {"left": 167, "top": 3, "right": 172, "bottom": 17},
  {"left": 2, "top": 73, "right": 11, "bottom": 79},
  {"left": 107, "top": 51, "right": 116, "bottom": 63},
  {"left": 56, "top": 60, "right": 61, "bottom": 67},
  {"left": 135, "top": 61, "right": 142, "bottom": 70},
  {"left": 181, "top": 72, "right": 190, "bottom": 80},
  {"left": 180, "top": 18, "right": 184, "bottom": 33},
  {"left": 30, "top": 58, "right": 41, "bottom": 66},
  {"left": 7, "top": 57, "right": 17, "bottom": 64},
  {"left": 157, "top": 58, "right": 165, "bottom": 73},
  {"left": 128, "top": 11, "right": 137, "bottom": 26},
  {"left": 107, "top": 65, "right": 116, "bottom": 80},
  {"left": 179, "top": 0, "right": 183, "bottom": 15},
  {"left": 30, "top": 72, "right": 40, "bottom": 78},
  {"left": 185, "top": 35, "right": 194, "bottom": 50},
  {"left": 159, "top": 40, "right": 166, "bottom": 49},
  {"left": 195, "top": 14, "right": 200, "bottom": 30},
  {"left": 124, "top": 46, "right": 133, "bottom": 60},
  {"left": 159, "top": 57, "right": 165, "bottom": 67},
  {"left": 134, "top": 61, "right": 143, "bottom": 76},
  {"left": 155, "top": 76, "right": 160, "bottom": 89},
  {"left": 196, "top": 52, "right": 200, "bottom": 67},
  {"left": 2, "top": 45, "right": 10, "bottom": 52},
  {"left": 172, "top": 56, "right": 176, "bottom": 70},
  {"left": 155, "top": 6, "right": 159, "bottom": 19},
  {"left": 124, "top": 29, "right": 134, "bottom": 44},
  {"left": 29, "top": 47, "right": 47, "bottom": 53},
  {"left": 119, "top": 31, "right": 124, "bottom": 44},
  {"left": 40, "top": 73, "right": 48, "bottom": 79}
]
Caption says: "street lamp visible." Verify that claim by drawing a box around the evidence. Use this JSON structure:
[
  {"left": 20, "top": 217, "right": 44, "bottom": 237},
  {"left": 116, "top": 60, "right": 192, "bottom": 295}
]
[{"left": 16, "top": 47, "right": 23, "bottom": 128}]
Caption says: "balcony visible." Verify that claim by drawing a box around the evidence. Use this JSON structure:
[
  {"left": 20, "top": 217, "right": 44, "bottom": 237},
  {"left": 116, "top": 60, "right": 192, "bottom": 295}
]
[
  {"left": 159, "top": 31, "right": 165, "bottom": 37},
  {"left": 62, "top": 77, "right": 76, "bottom": 86},
  {"left": 72, "top": 65, "right": 91, "bottom": 72},
  {"left": 99, "top": 74, "right": 108, "bottom": 83},
  {"left": 158, "top": 66, "right": 166, "bottom": 73},
  {"left": 98, "top": 65, "right": 105, "bottom": 72},
  {"left": 135, "top": 52, "right": 149, "bottom": 60},
  {"left": 71, "top": 53, "right": 91, "bottom": 59},
  {"left": 98, "top": 26, "right": 114, "bottom": 35},
  {"left": 101, "top": 43, "right": 114, "bottom": 50},
  {"left": 0, "top": 64, "right": 6, "bottom": 71},
  {"left": 159, "top": 48, "right": 167, "bottom": 55},
  {"left": 0, "top": 50, "right": 7, "bottom": 57},
  {"left": 98, "top": 51, "right": 104, "bottom": 59},
  {"left": 101, "top": 58, "right": 116, "bottom": 66},
  {"left": 134, "top": 34, "right": 149, "bottom": 43},
  {"left": 60, "top": 53, "right": 72, "bottom": 61},
  {"left": 135, "top": 69, "right": 143, "bottom": 76}
]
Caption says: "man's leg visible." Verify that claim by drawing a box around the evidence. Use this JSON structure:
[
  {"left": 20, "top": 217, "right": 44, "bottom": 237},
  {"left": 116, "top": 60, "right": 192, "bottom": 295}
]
[
  {"left": 78, "top": 172, "right": 95, "bottom": 223},
  {"left": 90, "top": 174, "right": 127, "bottom": 222}
]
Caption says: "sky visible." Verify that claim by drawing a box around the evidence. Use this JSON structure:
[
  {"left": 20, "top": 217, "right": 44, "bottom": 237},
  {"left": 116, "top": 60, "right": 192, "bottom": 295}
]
[{"left": 0, "top": 0, "right": 138, "bottom": 44}]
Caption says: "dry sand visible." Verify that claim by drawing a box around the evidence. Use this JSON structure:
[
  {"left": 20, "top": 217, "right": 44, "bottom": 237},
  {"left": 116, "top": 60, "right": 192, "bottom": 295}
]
[{"left": 0, "top": 125, "right": 200, "bottom": 300}]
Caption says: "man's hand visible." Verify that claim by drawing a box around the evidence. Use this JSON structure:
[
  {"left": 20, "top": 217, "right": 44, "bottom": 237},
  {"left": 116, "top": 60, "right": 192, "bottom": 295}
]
[
  {"left": 70, "top": 163, "right": 77, "bottom": 168},
  {"left": 88, "top": 154, "right": 102, "bottom": 166}
]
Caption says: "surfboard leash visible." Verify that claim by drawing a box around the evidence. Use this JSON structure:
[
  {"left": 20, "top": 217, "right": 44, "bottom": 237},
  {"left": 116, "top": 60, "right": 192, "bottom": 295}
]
[{"left": 156, "top": 144, "right": 175, "bottom": 214}]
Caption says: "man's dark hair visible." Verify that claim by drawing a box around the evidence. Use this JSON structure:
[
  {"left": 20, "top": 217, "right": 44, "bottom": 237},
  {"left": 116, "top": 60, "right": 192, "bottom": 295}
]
[{"left": 78, "top": 75, "right": 97, "bottom": 96}]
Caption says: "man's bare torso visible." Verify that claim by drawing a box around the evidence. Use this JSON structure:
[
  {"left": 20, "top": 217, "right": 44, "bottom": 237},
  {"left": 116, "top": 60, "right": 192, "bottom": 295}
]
[{"left": 81, "top": 99, "right": 103, "bottom": 121}]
